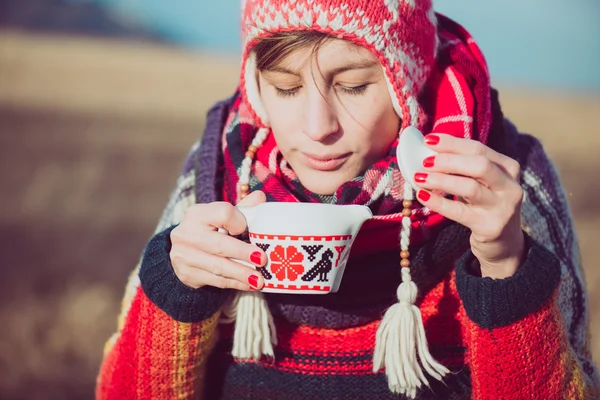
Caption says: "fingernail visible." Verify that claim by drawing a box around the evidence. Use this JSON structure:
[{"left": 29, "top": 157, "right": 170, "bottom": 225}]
[
  {"left": 423, "top": 156, "right": 435, "bottom": 168},
  {"left": 414, "top": 172, "right": 428, "bottom": 184},
  {"left": 248, "top": 274, "right": 259, "bottom": 288},
  {"left": 424, "top": 134, "right": 440, "bottom": 146},
  {"left": 418, "top": 190, "right": 431, "bottom": 202},
  {"left": 250, "top": 251, "right": 262, "bottom": 265}
]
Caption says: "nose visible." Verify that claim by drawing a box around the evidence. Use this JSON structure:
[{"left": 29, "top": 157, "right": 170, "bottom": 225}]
[{"left": 301, "top": 87, "right": 340, "bottom": 142}]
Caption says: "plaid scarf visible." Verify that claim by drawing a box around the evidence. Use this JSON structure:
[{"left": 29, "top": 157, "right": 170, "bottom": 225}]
[{"left": 221, "top": 16, "right": 492, "bottom": 242}]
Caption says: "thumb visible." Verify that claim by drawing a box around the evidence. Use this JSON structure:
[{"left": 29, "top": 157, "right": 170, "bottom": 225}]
[
  {"left": 237, "top": 190, "right": 267, "bottom": 207},
  {"left": 218, "top": 191, "right": 267, "bottom": 236}
]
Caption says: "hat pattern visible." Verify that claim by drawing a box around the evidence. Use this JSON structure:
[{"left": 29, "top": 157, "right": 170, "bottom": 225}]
[{"left": 240, "top": 0, "right": 438, "bottom": 128}]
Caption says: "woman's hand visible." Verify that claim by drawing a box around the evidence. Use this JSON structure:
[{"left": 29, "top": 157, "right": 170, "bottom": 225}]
[
  {"left": 414, "top": 134, "right": 525, "bottom": 279},
  {"left": 169, "top": 190, "right": 267, "bottom": 290}
]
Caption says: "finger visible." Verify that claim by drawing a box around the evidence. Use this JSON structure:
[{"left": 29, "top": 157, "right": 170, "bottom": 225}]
[
  {"left": 175, "top": 264, "right": 258, "bottom": 291},
  {"left": 187, "top": 202, "right": 248, "bottom": 236},
  {"left": 422, "top": 153, "right": 511, "bottom": 190},
  {"left": 425, "top": 134, "right": 521, "bottom": 180},
  {"left": 171, "top": 249, "right": 264, "bottom": 290},
  {"left": 172, "top": 228, "right": 266, "bottom": 266},
  {"left": 220, "top": 190, "right": 266, "bottom": 233},
  {"left": 416, "top": 189, "right": 471, "bottom": 227},
  {"left": 215, "top": 190, "right": 268, "bottom": 235},
  {"left": 206, "top": 230, "right": 267, "bottom": 266},
  {"left": 413, "top": 172, "right": 494, "bottom": 205},
  {"left": 237, "top": 190, "right": 267, "bottom": 207}
]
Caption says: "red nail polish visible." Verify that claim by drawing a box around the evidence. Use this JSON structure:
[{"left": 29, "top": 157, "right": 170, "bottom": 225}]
[
  {"left": 414, "top": 172, "right": 428, "bottom": 184},
  {"left": 424, "top": 134, "right": 440, "bottom": 146},
  {"left": 418, "top": 190, "right": 431, "bottom": 202},
  {"left": 423, "top": 156, "right": 435, "bottom": 168},
  {"left": 250, "top": 251, "right": 262, "bottom": 265},
  {"left": 248, "top": 274, "right": 259, "bottom": 288}
]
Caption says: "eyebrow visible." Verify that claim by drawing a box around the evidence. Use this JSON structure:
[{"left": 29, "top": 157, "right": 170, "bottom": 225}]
[{"left": 264, "top": 59, "right": 379, "bottom": 77}]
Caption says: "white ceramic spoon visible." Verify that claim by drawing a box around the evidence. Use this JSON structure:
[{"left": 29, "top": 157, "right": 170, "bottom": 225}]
[{"left": 396, "top": 126, "right": 438, "bottom": 192}]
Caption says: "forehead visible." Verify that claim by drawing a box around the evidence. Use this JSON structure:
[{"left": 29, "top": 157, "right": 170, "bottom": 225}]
[{"left": 274, "top": 38, "right": 379, "bottom": 72}]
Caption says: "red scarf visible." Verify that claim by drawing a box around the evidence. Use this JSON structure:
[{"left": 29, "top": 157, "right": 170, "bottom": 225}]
[{"left": 221, "top": 15, "right": 492, "bottom": 254}]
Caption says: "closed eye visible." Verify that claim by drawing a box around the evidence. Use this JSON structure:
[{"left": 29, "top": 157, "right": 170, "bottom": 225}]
[
  {"left": 275, "top": 84, "right": 368, "bottom": 98},
  {"left": 275, "top": 86, "right": 301, "bottom": 98},
  {"left": 337, "top": 84, "right": 368, "bottom": 95}
]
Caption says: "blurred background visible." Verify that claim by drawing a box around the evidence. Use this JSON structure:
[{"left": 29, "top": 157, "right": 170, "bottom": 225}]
[{"left": 0, "top": 0, "right": 599, "bottom": 398}]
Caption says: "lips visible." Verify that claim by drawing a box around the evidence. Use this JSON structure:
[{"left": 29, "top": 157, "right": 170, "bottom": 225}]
[{"left": 301, "top": 152, "right": 350, "bottom": 171}]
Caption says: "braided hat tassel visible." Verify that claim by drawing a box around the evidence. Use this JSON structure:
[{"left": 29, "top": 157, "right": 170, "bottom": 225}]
[{"left": 372, "top": 184, "right": 449, "bottom": 398}]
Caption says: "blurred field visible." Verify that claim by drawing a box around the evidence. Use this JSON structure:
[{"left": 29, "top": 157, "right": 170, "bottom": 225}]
[{"left": 0, "top": 30, "right": 599, "bottom": 399}]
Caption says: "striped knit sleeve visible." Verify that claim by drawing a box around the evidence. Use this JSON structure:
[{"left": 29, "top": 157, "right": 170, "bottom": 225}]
[
  {"left": 95, "top": 286, "right": 220, "bottom": 399},
  {"left": 96, "top": 144, "right": 222, "bottom": 399},
  {"left": 456, "top": 121, "right": 600, "bottom": 399},
  {"left": 96, "top": 97, "right": 234, "bottom": 399}
]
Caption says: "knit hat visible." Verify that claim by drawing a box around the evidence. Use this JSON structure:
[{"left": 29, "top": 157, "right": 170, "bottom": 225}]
[
  {"left": 223, "top": 0, "right": 448, "bottom": 398},
  {"left": 240, "top": 0, "right": 438, "bottom": 130}
]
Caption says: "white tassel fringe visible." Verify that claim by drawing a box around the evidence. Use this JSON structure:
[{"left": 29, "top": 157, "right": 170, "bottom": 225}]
[
  {"left": 221, "top": 291, "right": 277, "bottom": 360},
  {"left": 221, "top": 125, "right": 276, "bottom": 361},
  {"left": 373, "top": 268, "right": 449, "bottom": 397}
]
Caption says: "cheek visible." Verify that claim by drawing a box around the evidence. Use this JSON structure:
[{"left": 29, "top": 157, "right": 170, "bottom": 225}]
[
  {"left": 373, "top": 93, "right": 400, "bottom": 140},
  {"left": 261, "top": 95, "right": 297, "bottom": 143},
  {"left": 267, "top": 111, "right": 297, "bottom": 153},
  {"left": 361, "top": 101, "right": 399, "bottom": 147}
]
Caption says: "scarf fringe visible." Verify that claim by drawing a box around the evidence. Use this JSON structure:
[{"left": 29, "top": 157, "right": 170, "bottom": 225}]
[{"left": 222, "top": 291, "right": 277, "bottom": 360}]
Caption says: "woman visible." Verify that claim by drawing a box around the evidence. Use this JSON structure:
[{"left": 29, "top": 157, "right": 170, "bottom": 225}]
[{"left": 97, "top": 1, "right": 600, "bottom": 398}]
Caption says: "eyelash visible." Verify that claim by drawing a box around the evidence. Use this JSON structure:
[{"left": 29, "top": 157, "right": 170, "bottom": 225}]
[
  {"left": 339, "top": 84, "right": 368, "bottom": 95},
  {"left": 275, "top": 84, "right": 368, "bottom": 98},
  {"left": 275, "top": 87, "right": 300, "bottom": 98}
]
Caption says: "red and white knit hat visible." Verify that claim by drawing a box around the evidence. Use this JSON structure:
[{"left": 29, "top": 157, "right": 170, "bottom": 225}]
[
  {"left": 240, "top": 0, "right": 438, "bottom": 130},
  {"left": 225, "top": 1, "right": 449, "bottom": 398}
]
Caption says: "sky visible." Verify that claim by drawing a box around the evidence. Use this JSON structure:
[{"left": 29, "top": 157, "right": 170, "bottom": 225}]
[{"left": 86, "top": 0, "right": 600, "bottom": 90}]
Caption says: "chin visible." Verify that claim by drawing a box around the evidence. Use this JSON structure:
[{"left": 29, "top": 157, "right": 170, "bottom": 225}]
[
  {"left": 296, "top": 171, "right": 348, "bottom": 196},
  {"left": 304, "top": 183, "right": 338, "bottom": 196}
]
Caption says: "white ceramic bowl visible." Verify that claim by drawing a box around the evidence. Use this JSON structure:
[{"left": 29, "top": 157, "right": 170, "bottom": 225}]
[
  {"left": 396, "top": 126, "right": 438, "bottom": 192},
  {"left": 235, "top": 203, "right": 372, "bottom": 294}
]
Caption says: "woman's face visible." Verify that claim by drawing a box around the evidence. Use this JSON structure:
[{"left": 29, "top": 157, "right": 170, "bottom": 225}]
[{"left": 258, "top": 39, "right": 400, "bottom": 195}]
